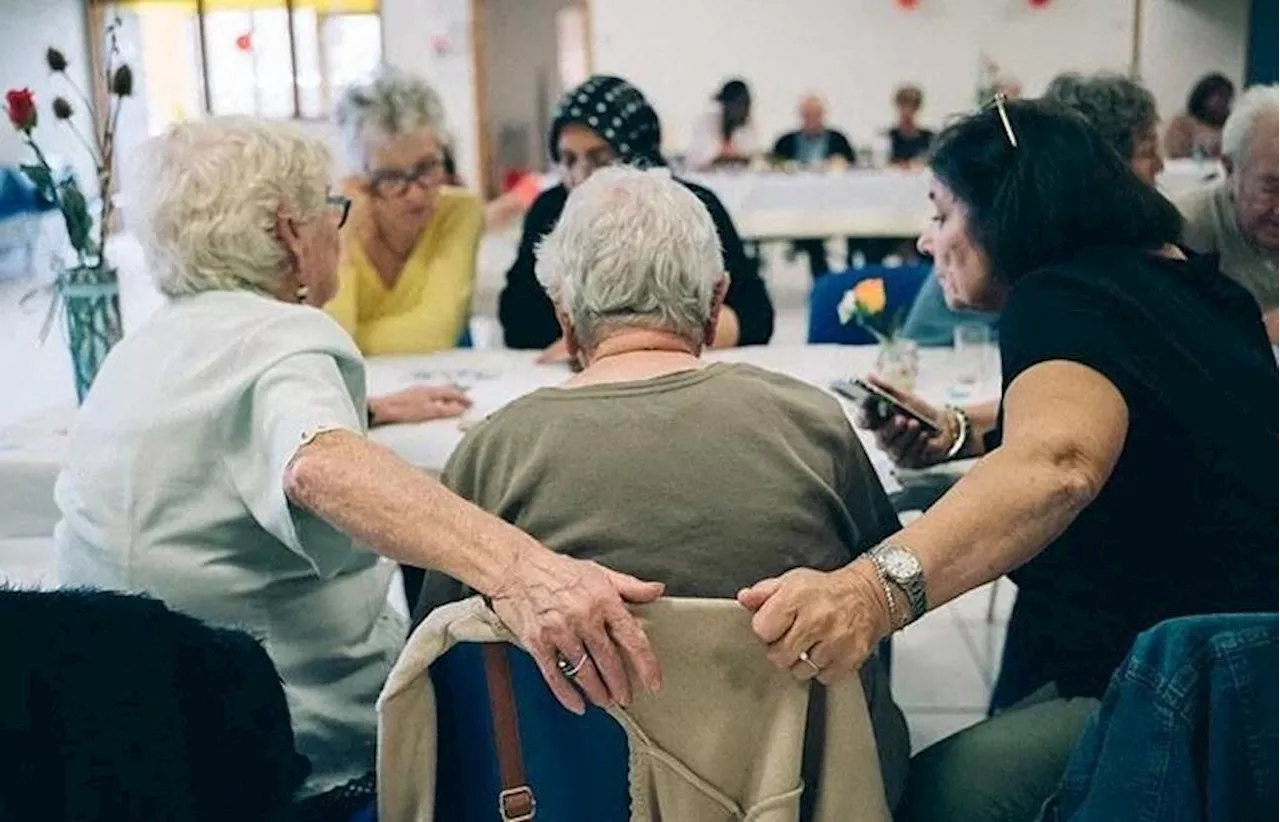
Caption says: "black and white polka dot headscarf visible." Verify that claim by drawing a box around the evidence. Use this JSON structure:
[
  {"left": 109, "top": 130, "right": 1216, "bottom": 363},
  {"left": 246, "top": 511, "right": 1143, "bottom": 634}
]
[{"left": 548, "top": 75, "right": 665, "bottom": 168}]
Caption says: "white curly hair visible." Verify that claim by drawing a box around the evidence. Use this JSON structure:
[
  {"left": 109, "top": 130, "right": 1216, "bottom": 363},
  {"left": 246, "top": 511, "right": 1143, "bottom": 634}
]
[
  {"left": 127, "top": 116, "right": 331, "bottom": 298},
  {"left": 335, "top": 65, "right": 448, "bottom": 172}
]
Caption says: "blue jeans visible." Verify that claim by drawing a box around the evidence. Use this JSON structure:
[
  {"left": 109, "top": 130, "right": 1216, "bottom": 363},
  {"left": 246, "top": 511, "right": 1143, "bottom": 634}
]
[{"left": 1042, "top": 613, "right": 1278, "bottom": 822}]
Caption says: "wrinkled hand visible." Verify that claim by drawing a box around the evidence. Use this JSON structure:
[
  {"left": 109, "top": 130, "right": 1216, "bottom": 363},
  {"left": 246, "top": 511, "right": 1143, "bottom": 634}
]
[
  {"left": 853, "top": 375, "right": 954, "bottom": 469},
  {"left": 737, "top": 561, "right": 891, "bottom": 686},
  {"left": 370, "top": 385, "right": 472, "bottom": 425},
  {"left": 536, "top": 337, "right": 572, "bottom": 365},
  {"left": 491, "top": 548, "right": 664, "bottom": 715}
]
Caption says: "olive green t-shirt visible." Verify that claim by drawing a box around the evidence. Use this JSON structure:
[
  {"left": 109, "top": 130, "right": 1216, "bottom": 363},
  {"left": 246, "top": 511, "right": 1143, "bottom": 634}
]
[{"left": 416, "top": 362, "right": 899, "bottom": 618}]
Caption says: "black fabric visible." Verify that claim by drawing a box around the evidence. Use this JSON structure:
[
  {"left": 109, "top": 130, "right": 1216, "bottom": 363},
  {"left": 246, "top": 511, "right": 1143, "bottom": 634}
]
[
  {"left": 548, "top": 75, "right": 665, "bottom": 168},
  {"left": 888, "top": 127, "right": 936, "bottom": 163},
  {"left": 771, "top": 129, "right": 856, "bottom": 164},
  {"left": 0, "top": 588, "right": 307, "bottom": 822},
  {"left": 991, "top": 246, "right": 1279, "bottom": 700},
  {"left": 498, "top": 181, "right": 775, "bottom": 349}
]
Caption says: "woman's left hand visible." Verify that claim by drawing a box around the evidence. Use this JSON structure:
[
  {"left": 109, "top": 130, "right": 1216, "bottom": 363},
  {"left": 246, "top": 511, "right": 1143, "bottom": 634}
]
[
  {"left": 369, "top": 385, "right": 472, "bottom": 425},
  {"left": 737, "top": 560, "right": 893, "bottom": 686}
]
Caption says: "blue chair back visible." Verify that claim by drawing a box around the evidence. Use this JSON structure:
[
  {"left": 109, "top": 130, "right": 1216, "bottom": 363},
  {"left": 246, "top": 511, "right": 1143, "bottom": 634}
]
[
  {"left": 807, "top": 264, "right": 932, "bottom": 345},
  {"left": 456, "top": 325, "right": 473, "bottom": 348},
  {"left": 431, "top": 643, "right": 631, "bottom": 821}
]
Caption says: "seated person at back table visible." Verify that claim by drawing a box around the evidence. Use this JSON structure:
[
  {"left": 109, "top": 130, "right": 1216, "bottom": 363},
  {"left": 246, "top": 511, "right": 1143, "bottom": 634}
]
[
  {"left": 499, "top": 75, "right": 774, "bottom": 360},
  {"left": 687, "top": 78, "right": 762, "bottom": 171},
  {"left": 420, "top": 166, "right": 908, "bottom": 808},
  {"left": 772, "top": 93, "right": 855, "bottom": 168},
  {"left": 887, "top": 85, "right": 936, "bottom": 167},
  {"left": 326, "top": 66, "right": 482, "bottom": 357},
  {"left": 1164, "top": 72, "right": 1234, "bottom": 160},
  {"left": 773, "top": 94, "right": 857, "bottom": 279}
]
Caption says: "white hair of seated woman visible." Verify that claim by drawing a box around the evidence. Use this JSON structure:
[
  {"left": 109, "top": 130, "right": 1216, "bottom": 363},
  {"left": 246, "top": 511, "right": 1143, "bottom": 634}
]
[
  {"left": 127, "top": 116, "right": 330, "bottom": 298},
  {"left": 334, "top": 64, "right": 448, "bottom": 174},
  {"left": 533, "top": 166, "right": 725, "bottom": 350}
]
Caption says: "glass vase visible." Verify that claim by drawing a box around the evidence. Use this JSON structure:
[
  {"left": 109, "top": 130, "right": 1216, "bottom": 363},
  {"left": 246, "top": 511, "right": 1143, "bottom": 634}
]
[
  {"left": 60, "top": 265, "right": 123, "bottom": 404},
  {"left": 875, "top": 337, "right": 919, "bottom": 391}
]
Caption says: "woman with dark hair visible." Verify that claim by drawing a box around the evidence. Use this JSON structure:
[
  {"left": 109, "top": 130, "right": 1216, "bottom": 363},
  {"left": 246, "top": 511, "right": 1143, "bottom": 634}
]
[
  {"left": 735, "top": 99, "right": 1277, "bottom": 821},
  {"left": 499, "top": 75, "right": 774, "bottom": 360},
  {"left": 688, "top": 78, "right": 762, "bottom": 170},
  {"left": 887, "top": 84, "right": 936, "bottom": 166},
  {"left": 1165, "top": 72, "right": 1235, "bottom": 159}
]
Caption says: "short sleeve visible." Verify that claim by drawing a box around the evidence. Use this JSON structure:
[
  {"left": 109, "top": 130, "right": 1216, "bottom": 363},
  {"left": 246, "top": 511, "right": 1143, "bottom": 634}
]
[
  {"left": 225, "top": 352, "right": 365, "bottom": 579},
  {"left": 998, "top": 268, "right": 1141, "bottom": 405}
]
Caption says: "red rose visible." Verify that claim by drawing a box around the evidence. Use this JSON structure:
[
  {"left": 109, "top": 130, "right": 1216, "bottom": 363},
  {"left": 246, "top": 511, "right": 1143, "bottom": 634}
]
[{"left": 5, "top": 88, "right": 37, "bottom": 131}]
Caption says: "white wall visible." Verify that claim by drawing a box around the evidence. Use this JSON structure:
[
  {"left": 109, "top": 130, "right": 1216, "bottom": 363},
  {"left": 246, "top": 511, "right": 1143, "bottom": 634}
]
[
  {"left": 482, "top": 0, "right": 576, "bottom": 191},
  {"left": 0, "top": 0, "right": 97, "bottom": 192},
  {"left": 1141, "top": 0, "right": 1249, "bottom": 120},
  {"left": 588, "top": 0, "right": 1250, "bottom": 156}
]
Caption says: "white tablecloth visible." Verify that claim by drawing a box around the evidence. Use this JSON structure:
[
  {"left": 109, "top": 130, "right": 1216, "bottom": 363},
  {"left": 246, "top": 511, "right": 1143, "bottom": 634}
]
[
  {"left": 685, "top": 161, "right": 1221, "bottom": 243},
  {"left": 686, "top": 169, "right": 932, "bottom": 241},
  {"left": 0, "top": 344, "right": 995, "bottom": 540}
]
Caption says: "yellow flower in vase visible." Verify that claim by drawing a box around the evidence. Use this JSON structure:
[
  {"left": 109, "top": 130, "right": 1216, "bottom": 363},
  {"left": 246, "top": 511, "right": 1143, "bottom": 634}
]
[{"left": 837, "top": 277, "right": 899, "bottom": 342}]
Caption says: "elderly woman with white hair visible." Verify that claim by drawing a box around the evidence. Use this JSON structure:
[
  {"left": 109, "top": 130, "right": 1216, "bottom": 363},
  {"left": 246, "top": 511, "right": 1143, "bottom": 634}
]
[
  {"left": 420, "top": 166, "right": 910, "bottom": 807},
  {"left": 53, "top": 117, "right": 664, "bottom": 815},
  {"left": 326, "top": 66, "right": 481, "bottom": 373}
]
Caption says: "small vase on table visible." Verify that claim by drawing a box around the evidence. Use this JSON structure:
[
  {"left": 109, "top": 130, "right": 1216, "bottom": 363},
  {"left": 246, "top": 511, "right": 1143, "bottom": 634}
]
[{"left": 60, "top": 264, "right": 123, "bottom": 403}]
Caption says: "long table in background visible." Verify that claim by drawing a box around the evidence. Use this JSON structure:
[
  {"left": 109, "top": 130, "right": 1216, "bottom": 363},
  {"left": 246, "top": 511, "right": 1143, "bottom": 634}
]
[
  {"left": 686, "top": 158, "right": 1222, "bottom": 243},
  {"left": 0, "top": 344, "right": 996, "bottom": 546}
]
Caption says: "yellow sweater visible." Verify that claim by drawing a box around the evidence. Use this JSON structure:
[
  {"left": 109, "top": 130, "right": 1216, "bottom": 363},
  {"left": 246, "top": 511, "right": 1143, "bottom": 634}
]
[{"left": 326, "top": 187, "right": 483, "bottom": 355}]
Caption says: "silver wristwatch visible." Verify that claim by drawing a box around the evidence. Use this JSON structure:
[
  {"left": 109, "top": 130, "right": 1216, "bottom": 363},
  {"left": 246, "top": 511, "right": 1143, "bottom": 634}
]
[{"left": 868, "top": 544, "right": 928, "bottom": 628}]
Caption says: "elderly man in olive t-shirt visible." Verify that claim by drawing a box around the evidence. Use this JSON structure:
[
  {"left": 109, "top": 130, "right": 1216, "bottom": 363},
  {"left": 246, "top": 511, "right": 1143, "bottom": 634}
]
[{"left": 414, "top": 166, "right": 909, "bottom": 808}]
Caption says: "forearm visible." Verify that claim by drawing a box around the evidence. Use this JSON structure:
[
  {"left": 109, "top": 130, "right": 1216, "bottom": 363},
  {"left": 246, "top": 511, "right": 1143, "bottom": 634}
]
[
  {"left": 882, "top": 440, "right": 1101, "bottom": 611},
  {"left": 284, "top": 430, "right": 535, "bottom": 595},
  {"left": 710, "top": 306, "right": 740, "bottom": 348}
]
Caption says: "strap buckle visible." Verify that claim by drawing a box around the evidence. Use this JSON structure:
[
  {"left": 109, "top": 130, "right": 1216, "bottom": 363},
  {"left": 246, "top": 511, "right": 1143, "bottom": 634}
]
[{"left": 499, "top": 785, "right": 536, "bottom": 821}]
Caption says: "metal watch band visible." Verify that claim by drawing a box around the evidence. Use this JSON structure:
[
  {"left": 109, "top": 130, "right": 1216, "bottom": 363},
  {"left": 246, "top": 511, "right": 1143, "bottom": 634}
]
[{"left": 869, "top": 545, "right": 928, "bottom": 626}]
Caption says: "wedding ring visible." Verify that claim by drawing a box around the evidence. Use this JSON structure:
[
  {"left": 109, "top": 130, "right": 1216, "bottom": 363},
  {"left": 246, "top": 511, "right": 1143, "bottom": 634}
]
[
  {"left": 798, "top": 650, "right": 821, "bottom": 675},
  {"left": 556, "top": 652, "right": 590, "bottom": 678}
]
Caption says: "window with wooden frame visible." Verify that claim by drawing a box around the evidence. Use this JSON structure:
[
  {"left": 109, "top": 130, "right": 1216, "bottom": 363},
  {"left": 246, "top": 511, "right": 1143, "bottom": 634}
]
[{"left": 88, "top": 0, "right": 382, "bottom": 130}]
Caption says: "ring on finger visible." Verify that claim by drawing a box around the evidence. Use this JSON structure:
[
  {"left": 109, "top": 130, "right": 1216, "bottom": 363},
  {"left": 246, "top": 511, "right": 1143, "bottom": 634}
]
[
  {"left": 798, "top": 649, "right": 821, "bottom": 675},
  {"left": 556, "top": 651, "right": 590, "bottom": 678}
]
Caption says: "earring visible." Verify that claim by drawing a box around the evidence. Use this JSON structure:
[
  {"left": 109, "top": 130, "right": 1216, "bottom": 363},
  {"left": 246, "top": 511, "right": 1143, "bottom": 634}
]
[{"left": 296, "top": 284, "right": 309, "bottom": 303}]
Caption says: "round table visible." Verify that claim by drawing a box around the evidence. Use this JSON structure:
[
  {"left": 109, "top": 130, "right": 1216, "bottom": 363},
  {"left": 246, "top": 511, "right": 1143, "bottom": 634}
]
[{"left": 0, "top": 344, "right": 996, "bottom": 542}]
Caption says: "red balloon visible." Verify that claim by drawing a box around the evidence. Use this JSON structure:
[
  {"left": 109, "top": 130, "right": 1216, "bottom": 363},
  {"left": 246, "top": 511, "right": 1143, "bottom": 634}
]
[
  {"left": 1029, "top": 0, "right": 1051, "bottom": 7},
  {"left": 896, "top": 0, "right": 920, "bottom": 9},
  {"left": 235, "top": 32, "right": 253, "bottom": 52}
]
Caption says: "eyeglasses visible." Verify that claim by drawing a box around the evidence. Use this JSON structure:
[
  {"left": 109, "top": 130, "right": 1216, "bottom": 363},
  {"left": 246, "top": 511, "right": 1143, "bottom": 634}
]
[
  {"left": 367, "top": 158, "right": 444, "bottom": 198},
  {"left": 327, "top": 194, "right": 352, "bottom": 229},
  {"left": 989, "top": 92, "right": 1018, "bottom": 148}
]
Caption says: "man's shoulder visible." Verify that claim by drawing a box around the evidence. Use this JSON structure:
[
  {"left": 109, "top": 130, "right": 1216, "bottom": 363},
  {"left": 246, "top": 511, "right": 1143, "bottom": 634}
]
[
  {"left": 1174, "top": 181, "right": 1226, "bottom": 251},
  {"left": 714, "top": 363, "right": 850, "bottom": 426}
]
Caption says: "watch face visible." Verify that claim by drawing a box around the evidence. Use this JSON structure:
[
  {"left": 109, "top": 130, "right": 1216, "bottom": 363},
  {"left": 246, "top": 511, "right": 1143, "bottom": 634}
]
[{"left": 883, "top": 548, "right": 921, "bottom": 580}]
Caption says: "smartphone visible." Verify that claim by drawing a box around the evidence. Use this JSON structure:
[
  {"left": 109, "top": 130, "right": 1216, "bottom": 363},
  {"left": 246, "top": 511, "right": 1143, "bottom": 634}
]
[{"left": 830, "top": 377, "right": 941, "bottom": 434}]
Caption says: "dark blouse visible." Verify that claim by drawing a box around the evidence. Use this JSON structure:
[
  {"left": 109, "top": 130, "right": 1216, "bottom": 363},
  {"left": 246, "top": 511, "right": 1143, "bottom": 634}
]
[
  {"left": 498, "top": 181, "right": 775, "bottom": 349},
  {"left": 994, "top": 246, "right": 1278, "bottom": 699},
  {"left": 888, "top": 127, "right": 935, "bottom": 164}
]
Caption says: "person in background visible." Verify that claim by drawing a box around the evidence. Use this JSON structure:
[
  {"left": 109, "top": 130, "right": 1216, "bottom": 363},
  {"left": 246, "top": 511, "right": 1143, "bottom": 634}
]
[
  {"left": 55, "top": 117, "right": 665, "bottom": 814},
  {"left": 900, "top": 71, "right": 1164, "bottom": 349},
  {"left": 499, "top": 75, "right": 774, "bottom": 359},
  {"left": 327, "top": 66, "right": 481, "bottom": 360},
  {"left": 430, "top": 166, "right": 908, "bottom": 806},
  {"left": 687, "top": 78, "right": 761, "bottom": 171},
  {"left": 737, "top": 100, "right": 1277, "bottom": 822},
  {"left": 772, "top": 93, "right": 856, "bottom": 168},
  {"left": 1164, "top": 72, "right": 1235, "bottom": 160},
  {"left": 1176, "top": 84, "right": 1278, "bottom": 343},
  {"left": 772, "top": 93, "right": 857, "bottom": 278},
  {"left": 887, "top": 85, "right": 936, "bottom": 166}
]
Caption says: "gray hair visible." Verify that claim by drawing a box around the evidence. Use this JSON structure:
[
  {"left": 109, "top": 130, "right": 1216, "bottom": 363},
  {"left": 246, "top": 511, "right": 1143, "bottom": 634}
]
[
  {"left": 1222, "top": 84, "right": 1279, "bottom": 168},
  {"left": 335, "top": 65, "right": 446, "bottom": 171},
  {"left": 128, "top": 116, "right": 330, "bottom": 298},
  {"left": 1043, "top": 72, "right": 1158, "bottom": 162},
  {"left": 535, "top": 166, "right": 724, "bottom": 349}
]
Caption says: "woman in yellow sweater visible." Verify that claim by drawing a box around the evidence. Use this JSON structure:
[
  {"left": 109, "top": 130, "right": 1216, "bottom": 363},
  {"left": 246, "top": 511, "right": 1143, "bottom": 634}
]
[{"left": 329, "top": 67, "right": 482, "bottom": 424}]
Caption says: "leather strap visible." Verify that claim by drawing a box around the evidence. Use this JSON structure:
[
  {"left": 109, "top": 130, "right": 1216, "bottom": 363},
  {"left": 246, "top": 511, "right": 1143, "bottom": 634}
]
[{"left": 482, "top": 643, "right": 537, "bottom": 821}]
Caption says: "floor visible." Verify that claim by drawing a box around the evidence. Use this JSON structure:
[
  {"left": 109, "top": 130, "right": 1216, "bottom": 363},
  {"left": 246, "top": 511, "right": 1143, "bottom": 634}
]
[{"left": 0, "top": 229, "right": 1009, "bottom": 753}]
